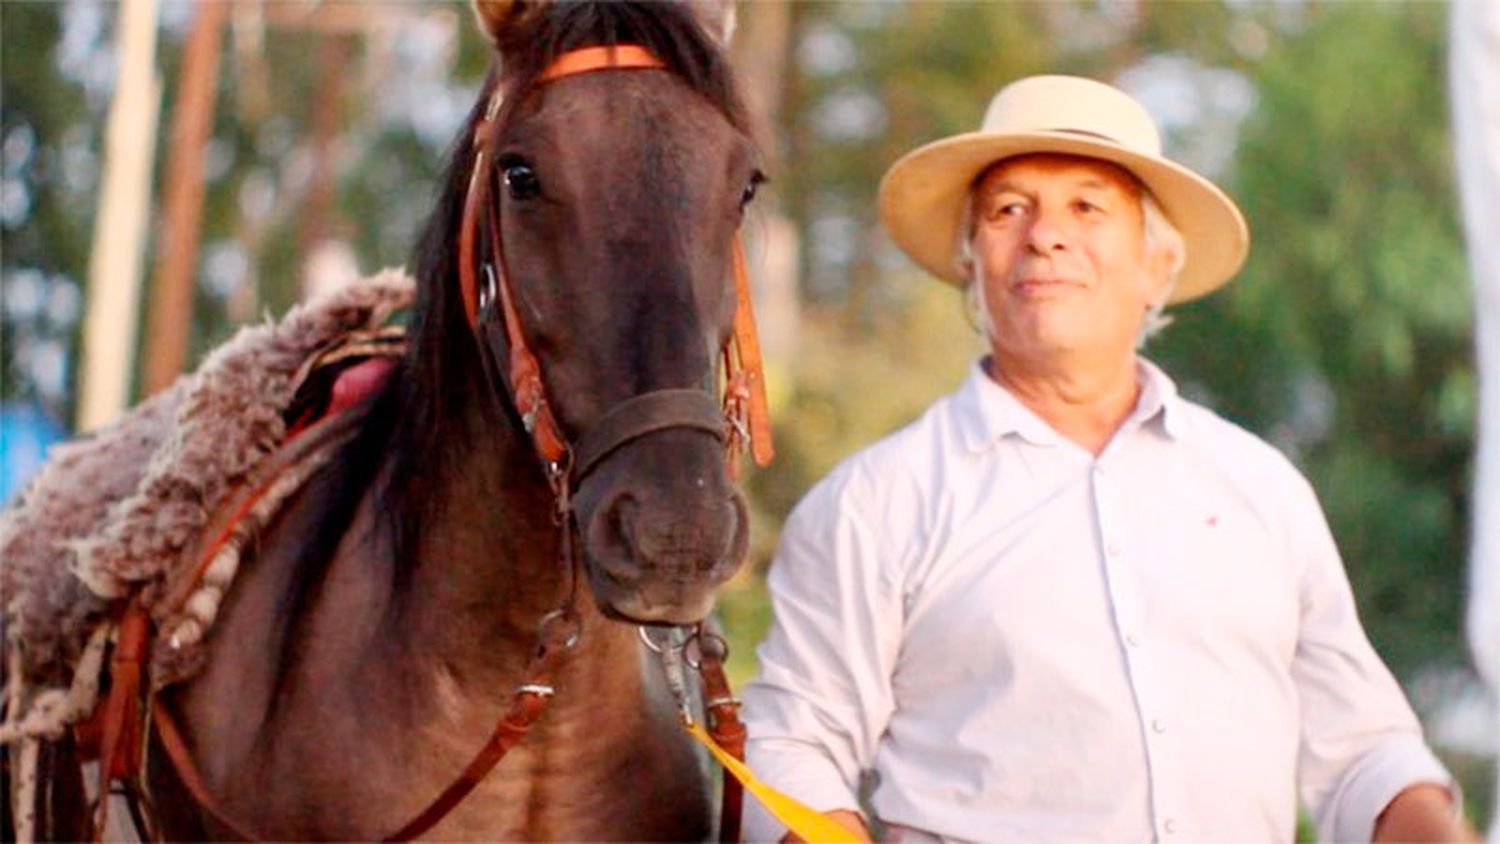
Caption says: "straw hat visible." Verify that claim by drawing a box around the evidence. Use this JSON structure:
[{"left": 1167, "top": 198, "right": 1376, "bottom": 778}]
[{"left": 877, "top": 75, "right": 1249, "bottom": 304}]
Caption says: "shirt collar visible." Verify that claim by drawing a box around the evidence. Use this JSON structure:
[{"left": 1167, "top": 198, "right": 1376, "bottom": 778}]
[
  {"left": 1132, "top": 358, "right": 1187, "bottom": 440},
  {"left": 954, "top": 356, "right": 1187, "bottom": 454}
]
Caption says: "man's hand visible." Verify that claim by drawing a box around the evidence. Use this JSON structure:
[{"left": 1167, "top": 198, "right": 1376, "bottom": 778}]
[
  {"left": 1372, "top": 783, "right": 1479, "bottom": 842},
  {"left": 780, "top": 809, "right": 872, "bottom": 843}
]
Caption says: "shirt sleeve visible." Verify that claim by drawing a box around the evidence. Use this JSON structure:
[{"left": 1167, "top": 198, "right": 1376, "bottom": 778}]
[
  {"left": 1288, "top": 474, "right": 1458, "bottom": 842},
  {"left": 741, "top": 465, "right": 905, "bottom": 842}
]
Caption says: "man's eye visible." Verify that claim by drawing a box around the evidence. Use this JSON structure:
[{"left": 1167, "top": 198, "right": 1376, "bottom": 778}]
[{"left": 987, "top": 201, "right": 1026, "bottom": 220}]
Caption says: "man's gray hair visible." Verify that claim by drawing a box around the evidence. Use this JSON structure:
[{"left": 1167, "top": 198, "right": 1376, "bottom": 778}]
[{"left": 957, "top": 182, "right": 1187, "bottom": 347}]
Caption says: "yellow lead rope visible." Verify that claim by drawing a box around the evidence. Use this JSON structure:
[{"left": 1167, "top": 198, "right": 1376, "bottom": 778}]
[{"left": 682, "top": 721, "right": 864, "bottom": 843}]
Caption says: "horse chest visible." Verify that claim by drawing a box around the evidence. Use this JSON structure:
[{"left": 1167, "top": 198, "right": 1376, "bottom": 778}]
[{"left": 160, "top": 638, "right": 713, "bottom": 841}]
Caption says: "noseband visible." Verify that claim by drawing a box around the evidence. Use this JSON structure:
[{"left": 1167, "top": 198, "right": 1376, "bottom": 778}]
[{"left": 457, "top": 44, "right": 774, "bottom": 497}]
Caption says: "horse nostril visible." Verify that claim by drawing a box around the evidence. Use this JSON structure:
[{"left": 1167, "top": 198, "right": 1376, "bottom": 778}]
[
  {"left": 587, "top": 492, "right": 644, "bottom": 581},
  {"left": 610, "top": 495, "right": 638, "bottom": 552}
]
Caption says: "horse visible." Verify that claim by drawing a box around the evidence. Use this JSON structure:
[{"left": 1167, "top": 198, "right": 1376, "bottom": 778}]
[{"left": 5, "top": 1, "right": 769, "bottom": 839}]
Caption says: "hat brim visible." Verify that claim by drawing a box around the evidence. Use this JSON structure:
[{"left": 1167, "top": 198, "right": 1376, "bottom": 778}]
[{"left": 877, "top": 131, "right": 1249, "bottom": 304}]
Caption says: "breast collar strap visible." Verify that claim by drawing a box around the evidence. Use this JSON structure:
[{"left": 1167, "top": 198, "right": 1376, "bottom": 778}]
[{"left": 457, "top": 43, "right": 773, "bottom": 490}]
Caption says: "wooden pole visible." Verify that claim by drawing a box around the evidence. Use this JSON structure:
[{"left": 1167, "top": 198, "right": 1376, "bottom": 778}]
[
  {"left": 142, "top": 0, "right": 229, "bottom": 396},
  {"left": 297, "top": 34, "right": 352, "bottom": 267},
  {"left": 76, "top": 0, "right": 161, "bottom": 432}
]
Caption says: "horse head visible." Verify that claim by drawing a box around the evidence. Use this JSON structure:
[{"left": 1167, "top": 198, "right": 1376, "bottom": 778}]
[{"left": 460, "top": 0, "right": 762, "bottom": 625}]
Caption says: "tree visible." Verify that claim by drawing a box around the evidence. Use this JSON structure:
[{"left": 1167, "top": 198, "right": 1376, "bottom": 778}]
[{"left": 1157, "top": 3, "right": 1472, "bottom": 677}]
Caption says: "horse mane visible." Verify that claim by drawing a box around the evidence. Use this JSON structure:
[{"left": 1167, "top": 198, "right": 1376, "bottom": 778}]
[{"left": 331, "top": 1, "right": 753, "bottom": 578}]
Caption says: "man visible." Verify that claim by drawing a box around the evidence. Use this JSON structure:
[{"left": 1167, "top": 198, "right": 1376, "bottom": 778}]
[{"left": 742, "top": 75, "right": 1471, "bottom": 843}]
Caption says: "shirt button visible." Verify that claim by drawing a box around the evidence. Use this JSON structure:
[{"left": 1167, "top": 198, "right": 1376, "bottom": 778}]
[
  {"left": 1125, "top": 633, "right": 1141, "bottom": 647},
  {"left": 1106, "top": 543, "right": 1121, "bottom": 557},
  {"left": 1164, "top": 819, "right": 1178, "bottom": 835},
  {"left": 1152, "top": 718, "right": 1167, "bottom": 733}
]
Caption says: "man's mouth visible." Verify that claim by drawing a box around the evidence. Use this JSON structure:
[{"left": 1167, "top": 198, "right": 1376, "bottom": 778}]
[{"left": 1012, "top": 277, "right": 1081, "bottom": 296}]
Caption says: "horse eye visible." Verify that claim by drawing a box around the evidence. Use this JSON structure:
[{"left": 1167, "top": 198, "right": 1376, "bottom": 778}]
[
  {"left": 740, "top": 172, "right": 766, "bottom": 208},
  {"left": 503, "top": 162, "right": 541, "bottom": 201}
]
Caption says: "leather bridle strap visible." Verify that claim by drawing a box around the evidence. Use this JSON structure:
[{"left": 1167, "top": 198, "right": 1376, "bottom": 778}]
[
  {"left": 151, "top": 704, "right": 264, "bottom": 841},
  {"left": 571, "top": 389, "right": 726, "bottom": 484},
  {"left": 697, "top": 643, "right": 747, "bottom": 843},
  {"left": 724, "top": 236, "right": 774, "bottom": 475},
  {"left": 482, "top": 183, "right": 570, "bottom": 467},
  {"left": 538, "top": 44, "right": 664, "bottom": 82},
  {"left": 458, "top": 44, "right": 774, "bottom": 481},
  {"left": 90, "top": 600, "right": 150, "bottom": 842}
]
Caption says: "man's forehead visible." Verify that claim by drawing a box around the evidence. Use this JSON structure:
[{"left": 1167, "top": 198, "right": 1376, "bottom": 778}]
[{"left": 976, "top": 153, "right": 1144, "bottom": 196}]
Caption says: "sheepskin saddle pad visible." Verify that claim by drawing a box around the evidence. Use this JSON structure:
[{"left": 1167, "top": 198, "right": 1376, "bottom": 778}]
[{"left": 0, "top": 270, "right": 413, "bottom": 745}]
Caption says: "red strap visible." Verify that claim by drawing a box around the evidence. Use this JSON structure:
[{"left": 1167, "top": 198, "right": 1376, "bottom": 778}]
[
  {"left": 92, "top": 601, "right": 151, "bottom": 841},
  {"left": 730, "top": 237, "right": 775, "bottom": 468},
  {"left": 458, "top": 149, "right": 489, "bottom": 327},
  {"left": 383, "top": 686, "right": 556, "bottom": 841},
  {"left": 538, "top": 45, "right": 665, "bottom": 82},
  {"left": 485, "top": 200, "right": 570, "bottom": 467},
  {"left": 699, "top": 653, "right": 746, "bottom": 844},
  {"left": 153, "top": 704, "right": 262, "bottom": 841}
]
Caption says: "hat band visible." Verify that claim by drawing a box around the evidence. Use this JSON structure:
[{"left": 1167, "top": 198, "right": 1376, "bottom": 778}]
[{"left": 1044, "top": 127, "right": 1122, "bottom": 145}]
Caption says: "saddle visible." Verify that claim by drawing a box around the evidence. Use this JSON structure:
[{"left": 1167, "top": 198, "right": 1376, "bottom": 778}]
[{"left": 0, "top": 271, "right": 414, "bottom": 840}]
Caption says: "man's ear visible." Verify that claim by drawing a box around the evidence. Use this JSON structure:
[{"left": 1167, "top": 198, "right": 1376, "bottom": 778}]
[{"left": 1143, "top": 241, "right": 1180, "bottom": 309}]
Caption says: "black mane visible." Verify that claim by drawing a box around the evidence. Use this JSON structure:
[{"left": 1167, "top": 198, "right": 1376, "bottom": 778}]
[{"left": 331, "top": 1, "right": 751, "bottom": 574}]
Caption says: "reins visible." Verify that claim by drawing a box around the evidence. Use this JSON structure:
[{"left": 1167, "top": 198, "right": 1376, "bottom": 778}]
[{"left": 80, "top": 44, "right": 777, "bottom": 843}]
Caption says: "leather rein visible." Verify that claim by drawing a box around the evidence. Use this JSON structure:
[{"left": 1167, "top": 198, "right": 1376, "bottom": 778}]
[{"left": 84, "top": 45, "right": 772, "bottom": 843}]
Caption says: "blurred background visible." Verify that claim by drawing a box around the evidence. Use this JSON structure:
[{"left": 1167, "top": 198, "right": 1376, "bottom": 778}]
[{"left": 1, "top": 0, "right": 1494, "bottom": 831}]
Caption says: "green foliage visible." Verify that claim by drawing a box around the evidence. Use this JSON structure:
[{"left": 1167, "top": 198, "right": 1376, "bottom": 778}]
[
  {"left": 0, "top": 3, "right": 96, "bottom": 420},
  {"left": 1155, "top": 2, "right": 1472, "bottom": 678}
]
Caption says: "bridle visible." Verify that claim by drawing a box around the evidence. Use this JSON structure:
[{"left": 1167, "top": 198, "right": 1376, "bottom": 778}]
[
  {"left": 84, "top": 44, "right": 771, "bottom": 843},
  {"left": 458, "top": 43, "right": 774, "bottom": 500}
]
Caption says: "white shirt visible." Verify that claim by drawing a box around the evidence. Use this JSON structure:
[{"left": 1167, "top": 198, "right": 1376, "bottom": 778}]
[{"left": 743, "top": 359, "right": 1453, "bottom": 843}]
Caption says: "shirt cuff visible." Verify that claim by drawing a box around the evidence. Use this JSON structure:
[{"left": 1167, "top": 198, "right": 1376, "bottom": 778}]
[
  {"left": 1316, "top": 736, "right": 1458, "bottom": 843},
  {"left": 743, "top": 738, "right": 864, "bottom": 843}
]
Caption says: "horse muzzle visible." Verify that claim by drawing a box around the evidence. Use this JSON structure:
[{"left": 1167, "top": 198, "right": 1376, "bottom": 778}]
[{"left": 573, "top": 426, "right": 749, "bottom": 625}]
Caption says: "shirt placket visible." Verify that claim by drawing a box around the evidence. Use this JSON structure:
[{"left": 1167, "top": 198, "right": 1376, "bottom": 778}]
[{"left": 1090, "top": 458, "right": 1182, "bottom": 841}]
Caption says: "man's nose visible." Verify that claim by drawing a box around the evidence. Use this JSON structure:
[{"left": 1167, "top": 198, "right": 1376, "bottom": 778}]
[{"left": 1025, "top": 207, "right": 1069, "bottom": 253}]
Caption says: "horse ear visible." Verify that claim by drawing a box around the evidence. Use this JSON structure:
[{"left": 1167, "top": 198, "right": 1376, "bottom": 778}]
[
  {"left": 687, "top": 0, "right": 737, "bottom": 45},
  {"left": 471, "top": 0, "right": 533, "bottom": 48}
]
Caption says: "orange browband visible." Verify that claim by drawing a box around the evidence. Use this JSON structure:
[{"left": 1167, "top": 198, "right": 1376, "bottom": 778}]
[{"left": 538, "top": 45, "right": 666, "bottom": 82}]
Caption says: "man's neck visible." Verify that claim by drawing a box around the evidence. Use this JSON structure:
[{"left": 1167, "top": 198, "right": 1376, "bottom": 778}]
[{"left": 986, "top": 350, "right": 1142, "bottom": 456}]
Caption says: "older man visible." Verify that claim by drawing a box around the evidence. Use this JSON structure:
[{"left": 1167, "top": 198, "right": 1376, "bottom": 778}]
[{"left": 742, "top": 76, "right": 1470, "bottom": 843}]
